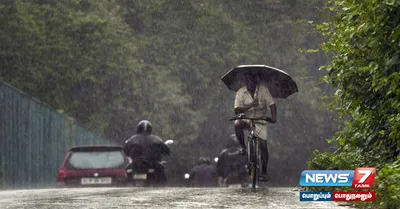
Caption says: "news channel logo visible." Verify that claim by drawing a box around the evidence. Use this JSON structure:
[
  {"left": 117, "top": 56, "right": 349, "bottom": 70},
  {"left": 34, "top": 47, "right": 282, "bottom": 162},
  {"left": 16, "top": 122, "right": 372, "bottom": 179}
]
[
  {"left": 299, "top": 168, "right": 376, "bottom": 189},
  {"left": 298, "top": 168, "right": 377, "bottom": 202}
]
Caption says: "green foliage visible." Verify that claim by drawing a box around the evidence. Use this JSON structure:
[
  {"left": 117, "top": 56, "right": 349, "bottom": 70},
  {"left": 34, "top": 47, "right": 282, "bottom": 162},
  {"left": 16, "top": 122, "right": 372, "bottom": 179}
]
[
  {"left": 318, "top": 0, "right": 400, "bottom": 160},
  {"left": 308, "top": 149, "right": 363, "bottom": 170},
  {"left": 375, "top": 157, "right": 400, "bottom": 209},
  {"left": 307, "top": 0, "right": 400, "bottom": 208},
  {"left": 0, "top": 0, "right": 202, "bottom": 143},
  {"left": 0, "top": 0, "right": 337, "bottom": 184},
  {"left": 114, "top": 0, "right": 338, "bottom": 178}
]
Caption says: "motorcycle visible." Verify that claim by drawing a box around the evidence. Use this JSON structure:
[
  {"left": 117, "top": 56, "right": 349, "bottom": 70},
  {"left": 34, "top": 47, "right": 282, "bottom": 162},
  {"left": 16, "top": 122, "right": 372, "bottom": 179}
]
[
  {"left": 126, "top": 139, "right": 173, "bottom": 187},
  {"left": 215, "top": 155, "right": 249, "bottom": 188},
  {"left": 184, "top": 156, "right": 217, "bottom": 187},
  {"left": 184, "top": 173, "right": 192, "bottom": 187}
]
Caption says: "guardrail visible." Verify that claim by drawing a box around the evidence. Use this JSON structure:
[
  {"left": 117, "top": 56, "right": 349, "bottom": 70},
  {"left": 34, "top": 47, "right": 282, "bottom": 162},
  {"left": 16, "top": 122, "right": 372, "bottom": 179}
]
[{"left": 0, "top": 81, "right": 114, "bottom": 189}]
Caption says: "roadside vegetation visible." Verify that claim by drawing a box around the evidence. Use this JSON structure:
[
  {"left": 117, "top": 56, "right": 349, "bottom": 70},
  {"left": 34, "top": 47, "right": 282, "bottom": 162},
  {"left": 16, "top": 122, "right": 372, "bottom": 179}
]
[{"left": 306, "top": 1, "right": 400, "bottom": 208}]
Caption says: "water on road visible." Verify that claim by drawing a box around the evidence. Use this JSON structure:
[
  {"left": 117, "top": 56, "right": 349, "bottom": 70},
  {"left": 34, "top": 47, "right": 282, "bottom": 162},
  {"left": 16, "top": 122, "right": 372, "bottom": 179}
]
[{"left": 0, "top": 187, "right": 352, "bottom": 209}]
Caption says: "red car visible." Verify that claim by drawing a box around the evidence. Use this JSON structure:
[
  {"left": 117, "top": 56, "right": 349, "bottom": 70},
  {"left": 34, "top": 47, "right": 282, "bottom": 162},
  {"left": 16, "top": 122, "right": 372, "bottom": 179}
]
[{"left": 56, "top": 145, "right": 130, "bottom": 187}]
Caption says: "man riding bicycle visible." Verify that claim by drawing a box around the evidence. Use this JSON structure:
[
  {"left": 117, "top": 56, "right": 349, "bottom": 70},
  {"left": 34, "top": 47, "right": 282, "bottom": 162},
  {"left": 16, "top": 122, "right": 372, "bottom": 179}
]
[{"left": 234, "top": 71, "right": 277, "bottom": 181}]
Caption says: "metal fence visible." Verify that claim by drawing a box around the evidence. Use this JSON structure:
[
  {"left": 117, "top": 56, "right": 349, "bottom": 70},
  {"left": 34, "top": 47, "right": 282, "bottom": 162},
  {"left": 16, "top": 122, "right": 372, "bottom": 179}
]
[{"left": 0, "top": 81, "right": 114, "bottom": 189}]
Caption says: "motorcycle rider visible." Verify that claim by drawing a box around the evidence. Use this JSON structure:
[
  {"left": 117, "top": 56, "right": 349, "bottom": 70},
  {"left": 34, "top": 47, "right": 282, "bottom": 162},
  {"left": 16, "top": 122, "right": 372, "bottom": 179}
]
[
  {"left": 189, "top": 157, "right": 217, "bottom": 187},
  {"left": 216, "top": 134, "right": 248, "bottom": 187},
  {"left": 123, "top": 120, "right": 171, "bottom": 185}
]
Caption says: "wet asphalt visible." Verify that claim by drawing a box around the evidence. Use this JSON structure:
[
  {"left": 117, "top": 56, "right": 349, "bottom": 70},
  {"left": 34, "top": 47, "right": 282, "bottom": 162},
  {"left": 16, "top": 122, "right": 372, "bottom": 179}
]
[{"left": 0, "top": 187, "right": 352, "bottom": 209}]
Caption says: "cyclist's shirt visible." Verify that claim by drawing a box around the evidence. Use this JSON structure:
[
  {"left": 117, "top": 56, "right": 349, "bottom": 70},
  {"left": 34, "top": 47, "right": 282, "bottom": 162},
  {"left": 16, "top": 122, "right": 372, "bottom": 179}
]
[{"left": 234, "top": 84, "right": 275, "bottom": 140}]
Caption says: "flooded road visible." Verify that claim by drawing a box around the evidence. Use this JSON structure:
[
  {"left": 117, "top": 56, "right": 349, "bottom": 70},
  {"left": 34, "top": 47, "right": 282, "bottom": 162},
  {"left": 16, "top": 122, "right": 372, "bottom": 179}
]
[{"left": 0, "top": 187, "right": 351, "bottom": 209}]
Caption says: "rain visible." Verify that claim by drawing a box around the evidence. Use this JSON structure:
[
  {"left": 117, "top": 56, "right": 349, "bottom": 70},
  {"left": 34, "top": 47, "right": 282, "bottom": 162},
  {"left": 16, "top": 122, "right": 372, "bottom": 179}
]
[{"left": 0, "top": 0, "right": 398, "bottom": 208}]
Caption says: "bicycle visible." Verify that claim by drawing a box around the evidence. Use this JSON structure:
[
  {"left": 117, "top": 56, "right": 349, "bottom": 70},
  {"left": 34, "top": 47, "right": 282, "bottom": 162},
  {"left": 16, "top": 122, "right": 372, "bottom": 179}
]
[{"left": 230, "top": 115, "right": 270, "bottom": 189}]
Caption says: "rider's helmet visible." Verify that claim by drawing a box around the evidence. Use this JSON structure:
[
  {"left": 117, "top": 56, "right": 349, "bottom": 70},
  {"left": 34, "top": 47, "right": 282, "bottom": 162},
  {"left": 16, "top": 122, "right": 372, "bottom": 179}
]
[
  {"left": 136, "top": 120, "right": 153, "bottom": 135},
  {"left": 198, "top": 157, "right": 206, "bottom": 165},
  {"left": 203, "top": 157, "right": 211, "bottom": 165},
  {"left": 198, "top": 157, "right": 211, "bottom": 165},
  {"left": 226, "top": 134, "right": 240, "bottom": 148}
]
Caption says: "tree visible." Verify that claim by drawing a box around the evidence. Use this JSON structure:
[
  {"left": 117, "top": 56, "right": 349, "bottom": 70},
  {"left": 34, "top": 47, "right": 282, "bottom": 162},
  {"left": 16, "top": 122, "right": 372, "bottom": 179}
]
[
  {"left": 117, "top": 0, "right": 337, "bottom": 184},
  {"left": 1, "top": 0, "right": 337, "bottom": 185}
]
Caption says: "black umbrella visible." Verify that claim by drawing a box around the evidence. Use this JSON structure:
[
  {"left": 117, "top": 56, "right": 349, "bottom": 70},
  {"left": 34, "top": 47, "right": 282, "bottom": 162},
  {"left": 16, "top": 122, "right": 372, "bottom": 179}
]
[{"left": 221, "top": 65, "right": 298, "bottom": 98}]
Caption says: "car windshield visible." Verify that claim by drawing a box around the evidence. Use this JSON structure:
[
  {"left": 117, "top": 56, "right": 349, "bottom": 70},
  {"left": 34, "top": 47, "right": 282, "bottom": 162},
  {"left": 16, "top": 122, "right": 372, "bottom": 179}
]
[{"left": 66, "top": 151, "right": 125, "bottom": 169}]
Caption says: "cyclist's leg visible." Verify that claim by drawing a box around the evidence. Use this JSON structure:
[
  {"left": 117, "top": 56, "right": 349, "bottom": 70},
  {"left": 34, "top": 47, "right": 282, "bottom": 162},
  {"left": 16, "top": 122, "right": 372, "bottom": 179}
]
[
  {"left": 259, "top": 139, "right": 270, "bottom": 181},
  {"left": 234, "top": 120, "right": 250, "bottom": 152},
  {"left": 259, "top": 139, "right": 268, "bottom": 174}
]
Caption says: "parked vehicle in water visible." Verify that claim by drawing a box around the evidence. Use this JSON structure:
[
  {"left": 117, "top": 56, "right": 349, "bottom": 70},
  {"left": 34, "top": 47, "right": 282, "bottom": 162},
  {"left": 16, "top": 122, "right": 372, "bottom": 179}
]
[{"left": 56, "top": 145, "right": 130, "bottom": 187}]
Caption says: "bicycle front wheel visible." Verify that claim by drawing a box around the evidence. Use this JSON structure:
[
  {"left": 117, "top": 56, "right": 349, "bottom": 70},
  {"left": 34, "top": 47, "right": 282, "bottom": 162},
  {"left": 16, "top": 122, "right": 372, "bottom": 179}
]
[{"left": 249, "top": 139, "right": 258, "bottom": 189}]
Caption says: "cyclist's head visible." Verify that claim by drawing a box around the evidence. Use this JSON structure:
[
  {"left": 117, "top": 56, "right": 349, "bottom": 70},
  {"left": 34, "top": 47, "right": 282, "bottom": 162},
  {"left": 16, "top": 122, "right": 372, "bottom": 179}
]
[
  {"left": 244, "top": 71, "right": 259, "bottom": 90},
  {"left": 226, "top": 134, "right": 240, "bottom": 148},
  {"left": 136, "top": 120, "right": 153, "bottom": 135}
]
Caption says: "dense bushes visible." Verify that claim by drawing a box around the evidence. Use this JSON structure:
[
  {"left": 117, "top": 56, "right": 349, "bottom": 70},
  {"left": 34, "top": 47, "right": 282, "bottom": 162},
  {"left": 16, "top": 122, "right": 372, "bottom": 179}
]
[
  {"left": 306, "top": 0, "right": 400, "bottom": 208},
  {"left": 376, "top": 158, "right": 400, "bottom": 208}
]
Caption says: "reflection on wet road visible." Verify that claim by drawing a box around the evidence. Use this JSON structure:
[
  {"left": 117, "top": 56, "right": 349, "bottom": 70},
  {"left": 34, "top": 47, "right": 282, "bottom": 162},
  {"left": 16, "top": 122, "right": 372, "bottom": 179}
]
[{"left": 0, "top": 187, "right": 351, "bottom": 209}]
